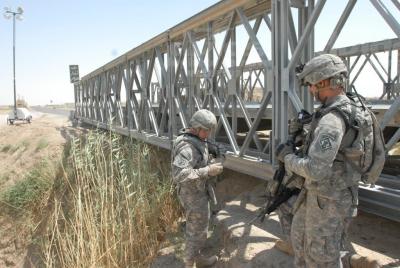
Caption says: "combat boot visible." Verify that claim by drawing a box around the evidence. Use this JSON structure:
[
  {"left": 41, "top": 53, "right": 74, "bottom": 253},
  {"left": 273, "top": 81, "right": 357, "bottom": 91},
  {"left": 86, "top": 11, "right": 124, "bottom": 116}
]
[
  {"left": 350, "top": 254, "right": 381, "bottom": 268},
  {"left": 274, "top": 239, "right": 294, "bottom": 256},
  {"left": 195, "top": 255, "right": 218, "bottom": 267}
]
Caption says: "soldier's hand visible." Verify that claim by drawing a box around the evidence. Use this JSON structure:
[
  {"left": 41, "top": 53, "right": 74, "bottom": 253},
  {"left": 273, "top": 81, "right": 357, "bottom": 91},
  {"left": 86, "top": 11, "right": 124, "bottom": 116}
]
[
  {"left": 266, "top": 180, "right": 279, "bottom": 197},
  {"left": 208, "top": 162, "right": 223, "bottom": 177},
  {"left": 289, "top": 119, "right": 302, "bottom": 135},
  {"left": 275, "top": 142, "right": 294, "bottom": 162}
]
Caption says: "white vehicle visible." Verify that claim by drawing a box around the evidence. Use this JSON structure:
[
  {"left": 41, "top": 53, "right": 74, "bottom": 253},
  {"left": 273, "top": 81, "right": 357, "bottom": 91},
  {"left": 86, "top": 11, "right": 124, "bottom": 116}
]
[{"left": 7, "top": 107, "right": 33, "bottom": 125}]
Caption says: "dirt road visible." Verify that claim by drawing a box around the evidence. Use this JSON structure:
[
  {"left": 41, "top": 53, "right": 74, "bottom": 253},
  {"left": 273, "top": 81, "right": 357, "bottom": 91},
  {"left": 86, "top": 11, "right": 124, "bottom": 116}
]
[{"left": 0, "top": 115, "right": 7, "bottom": 127}]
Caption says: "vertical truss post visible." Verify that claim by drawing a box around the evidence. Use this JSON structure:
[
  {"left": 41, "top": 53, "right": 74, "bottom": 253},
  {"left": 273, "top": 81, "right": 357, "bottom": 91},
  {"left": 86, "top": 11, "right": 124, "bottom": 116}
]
[
  {"left": 88, "top": 80, "right": 92, "bottom": 119},
  {"left": 143, "top": 53, "right": 151, "bottom": 131},
  {"left": 93, "top": 79, "right": 97, "bottom": 120},
  {"left": 98, "top": 74, "right": 102, "bottom": 123},
  {"left": 125, "top": 61, "right": 133, "bottom": 131},
  {"left": 398, "top": 49, "right": 400, "bottom": 83},
  {"left": 82, "top": 80, "right": 87, "bottom": 118},
  {"left": 137, "top": 56, "right": 144, "bottom": 132},
  {"left": 82, "top": 81, "right": 86, "bottom": 118},
  {"left": 109, "top": 71, "right": 115, "bottom": 125},
  {"left": 98, "top": 76, "right": 102, "bottom": 121},
  {"left": 388, "top": 49, "right": 392, "bottom": 99},
  {"left": 187, "top": 33, "right": 195, "bottom": 117},
  {"left": 344, "top": 56, "right": 351, "bottom": 93},
  {"left": 231, "top": 25, "right": 238, "bottom": 136},
  {"left": 272, "top": 0, "right": 289, "bottom": 164},
  {"left": 298, "top": 0, "right": 317, "bottom": 112},
  {"left": 79, "top": 82, "right": 83, "bottom": 118},
  {"left": 93, "top": 78, "right": 97, "bottom": 121},
  {"left": 91, "top": 79, "right": 95, "bottom": 119},
  {"left": 116, "top": 66, "right": 124, "bottom": 126},
  {"left": 103, "top": 73, "right": 107, "bottom": 123},
  {"left": 208, "top": 22, "right": 215, "bottom": 112},
  {"left": 271, "top": 0, "right": 278, "bottom": 162},
  {"left": 168, "top": 36, "right": 177, "bottom": 138},
  {"left": 74, "top": 82, "right": 79, "bottom": 117}
]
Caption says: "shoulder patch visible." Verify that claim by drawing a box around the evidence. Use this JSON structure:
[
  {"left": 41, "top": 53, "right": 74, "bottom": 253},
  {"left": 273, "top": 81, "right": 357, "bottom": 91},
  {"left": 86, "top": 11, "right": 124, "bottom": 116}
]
[{"left": 319, "top": 134, "right": 335, "bottom": 152}]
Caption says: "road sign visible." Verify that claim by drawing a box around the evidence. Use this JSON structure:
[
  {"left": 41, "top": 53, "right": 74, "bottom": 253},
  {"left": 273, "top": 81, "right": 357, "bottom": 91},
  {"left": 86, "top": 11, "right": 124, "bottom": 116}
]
[{"left": 69, "top": 65, "right": 80, "bottom": 83}]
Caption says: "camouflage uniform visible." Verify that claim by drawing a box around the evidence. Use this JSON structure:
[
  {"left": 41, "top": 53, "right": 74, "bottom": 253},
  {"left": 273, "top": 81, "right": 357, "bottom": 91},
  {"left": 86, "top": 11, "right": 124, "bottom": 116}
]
[
  {"left": 172, "top": 130, "right": 211, "bottom": 262},
  {"left": 274, "top": 171, "right": 304, "bottom": 243},
  {"left": 284, "top": 94, "right": 360, "bottom": 268},
  {"left": 275, "top": 121, "right": 310, "bottom": 244},
  {"left": 276, "top": 194, "right": 297, "bottom": 242}
]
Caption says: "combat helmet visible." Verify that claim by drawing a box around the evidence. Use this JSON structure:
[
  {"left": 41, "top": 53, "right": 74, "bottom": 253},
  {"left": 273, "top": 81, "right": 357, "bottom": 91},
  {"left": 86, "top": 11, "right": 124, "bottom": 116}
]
[
  {"left": 189, "top": 109, "right": 217, "bottom": 130},
  {"left": 297, "top": 54, "right": 348, "bottom": 85}
]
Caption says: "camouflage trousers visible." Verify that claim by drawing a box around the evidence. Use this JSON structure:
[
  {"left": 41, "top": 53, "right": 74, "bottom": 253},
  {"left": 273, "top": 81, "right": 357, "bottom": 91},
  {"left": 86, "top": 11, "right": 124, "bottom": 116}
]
[
  {"left": 178, "top": 184, "right": 210, "bottom": 261},
  {"left": 291, "top": 189, "right": 353, "bottom": 268},
  {"left": 276, "top": 194, "right": 298, "bottom": 242}
]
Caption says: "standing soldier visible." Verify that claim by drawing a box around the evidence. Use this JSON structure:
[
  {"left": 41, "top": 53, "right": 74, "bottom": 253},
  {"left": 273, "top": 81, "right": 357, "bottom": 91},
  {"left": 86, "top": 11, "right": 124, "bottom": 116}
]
[
  {"left": 275, "top": 54, "right": 381, "bottom": 268},
  {"left": 172, "top": 109, "right": 223, "bottom": 268}
]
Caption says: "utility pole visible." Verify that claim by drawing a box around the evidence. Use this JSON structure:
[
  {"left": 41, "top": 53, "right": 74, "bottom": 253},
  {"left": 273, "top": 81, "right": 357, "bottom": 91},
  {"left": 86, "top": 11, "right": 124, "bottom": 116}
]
[{"left": 3, "top": 7, "right": 24, "bottom": 120}]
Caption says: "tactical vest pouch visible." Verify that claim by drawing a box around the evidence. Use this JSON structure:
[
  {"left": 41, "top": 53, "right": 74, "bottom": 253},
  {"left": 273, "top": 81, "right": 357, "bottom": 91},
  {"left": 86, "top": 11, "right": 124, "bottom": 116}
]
[
  {"left": 361, "top": 111, "right": 386, "bottom": 184},
  {"left": 342, "top": 147, "right": 363, "bottom": 164},
  {"left": 335, "top": 93, "right": 386, "bottom": 184}
]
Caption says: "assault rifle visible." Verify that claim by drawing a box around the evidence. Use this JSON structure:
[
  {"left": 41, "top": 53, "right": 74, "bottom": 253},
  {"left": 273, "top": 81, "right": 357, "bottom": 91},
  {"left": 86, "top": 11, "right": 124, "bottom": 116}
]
[
  {"left": 207, "top": 140, "right": 226, "bottom": 160},
  {"left": 205, "top": 140, "right": 226, "bottom": 212},
  {"left": 253, "top": 163, "right": 300, "bottom": 223},
  {"left": 248, "top": 109, "right": 312, "bottom": 224}
]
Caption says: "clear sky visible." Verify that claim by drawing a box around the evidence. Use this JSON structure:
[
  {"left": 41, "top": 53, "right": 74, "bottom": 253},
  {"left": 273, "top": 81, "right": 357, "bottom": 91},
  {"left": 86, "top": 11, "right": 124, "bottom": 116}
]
[
  {"left": 0, "top": 0, "right": 219, "bottom": 105},
  {"left": 0, "top": 0, "right": 398, "bottom": 106}
]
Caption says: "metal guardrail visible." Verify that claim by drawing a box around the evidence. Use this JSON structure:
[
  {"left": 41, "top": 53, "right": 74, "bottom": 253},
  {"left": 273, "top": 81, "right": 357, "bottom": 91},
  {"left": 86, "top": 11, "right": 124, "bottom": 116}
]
[{"left": 359, "top": 175, "right": 400, "bottom": 222}]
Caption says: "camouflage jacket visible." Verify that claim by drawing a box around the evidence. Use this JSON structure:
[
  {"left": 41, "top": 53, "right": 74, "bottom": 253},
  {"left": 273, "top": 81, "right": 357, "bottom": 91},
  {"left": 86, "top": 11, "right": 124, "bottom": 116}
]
[
  {"left": 284, "top": 94, "right": 362, "bottom": 199},
  {"left": 171, "top": 129, "right": 210, "bottom": 191}
]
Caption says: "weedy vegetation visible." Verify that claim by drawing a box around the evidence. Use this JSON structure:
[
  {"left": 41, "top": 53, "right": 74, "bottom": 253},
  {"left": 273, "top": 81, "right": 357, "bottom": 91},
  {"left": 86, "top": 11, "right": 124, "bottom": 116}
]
[
  {"left": 1, "top": 144, "right": 12, "bottom": 153},
  {"left": 41, "top": 130, "right": 181, "bottom": 267},
  {"left": 35, "top": 138, "right": 49, "bottom": 152},
  {"left": 0, "top": 139, "right": 30, "bottom": 154},
  {"left": 0, "top": 160, "right": 54, "bottom": 213}
]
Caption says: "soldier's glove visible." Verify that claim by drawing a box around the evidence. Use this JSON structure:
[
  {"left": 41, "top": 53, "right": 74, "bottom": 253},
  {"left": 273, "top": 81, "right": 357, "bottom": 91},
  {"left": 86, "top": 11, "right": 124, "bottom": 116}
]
[
  {"left": 208, "top": 162, "right": 223, "bottom": 177},
  {"left": 275, "top": 142, "right": 294, "bottom": 162},
  {"left": 289, "top": 119, "right": 302, "bottom": 135}
]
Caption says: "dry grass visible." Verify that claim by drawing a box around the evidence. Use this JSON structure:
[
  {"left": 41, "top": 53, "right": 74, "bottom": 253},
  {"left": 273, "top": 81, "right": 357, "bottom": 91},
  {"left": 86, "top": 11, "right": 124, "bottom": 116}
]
[
  {"left": 41, "top": 130, "right": 181, "bottom": 267},
  {"left": 0, "top": 107, "right": 10, "bottom": 115}
]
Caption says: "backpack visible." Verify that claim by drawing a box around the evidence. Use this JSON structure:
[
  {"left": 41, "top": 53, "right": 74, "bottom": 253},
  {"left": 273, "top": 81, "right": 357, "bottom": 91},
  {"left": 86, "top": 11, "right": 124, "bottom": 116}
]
[{"left": 320, "top": 93, "right": 386, "bottom": 184}]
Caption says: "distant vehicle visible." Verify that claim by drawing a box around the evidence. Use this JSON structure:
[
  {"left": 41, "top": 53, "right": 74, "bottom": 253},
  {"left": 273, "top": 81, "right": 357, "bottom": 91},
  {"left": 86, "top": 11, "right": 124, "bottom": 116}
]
[{"left": 7, "top": 107, "right": 33, "bottom": 125}]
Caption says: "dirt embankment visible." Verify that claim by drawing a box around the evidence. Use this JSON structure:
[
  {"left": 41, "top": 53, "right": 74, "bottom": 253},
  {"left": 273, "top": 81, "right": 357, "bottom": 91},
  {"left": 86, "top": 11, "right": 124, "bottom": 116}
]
[
  {"left": 0, "top": 112, "right": 76, "bottom": 267},
  {"left": 0, "top": 113, "right": 67, "bottom": 188}
]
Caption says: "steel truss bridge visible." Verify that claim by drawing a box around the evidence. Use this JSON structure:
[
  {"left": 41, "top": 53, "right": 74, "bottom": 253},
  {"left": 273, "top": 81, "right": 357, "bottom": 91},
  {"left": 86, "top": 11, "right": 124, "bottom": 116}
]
[{"left": 74, "top": 0, "right": 400, "bottom": 222}]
